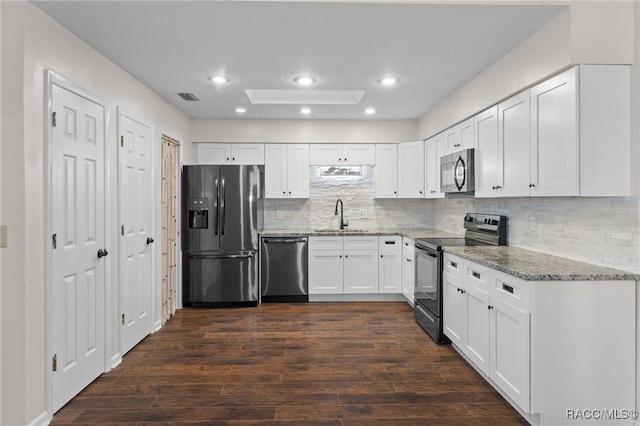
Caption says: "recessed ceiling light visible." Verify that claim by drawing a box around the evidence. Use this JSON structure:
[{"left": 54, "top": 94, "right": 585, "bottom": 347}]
[
  {"left": 209, "top": 75, "right": 230, "bottom": 84},
  {"left": 300, "top": 108, "right": 311, "bottom": 114},
  {"left": 294, "top": 76, "right": 317, "bottom": 86},
  {"left": 365, "top": 108, "right": 376, "bottom": 114},
  {"left": 235, "top": 107, "right": 247, "bottom": 113},
  {"left": 379, "top": 77, "right": 399, "bottom": 86}
]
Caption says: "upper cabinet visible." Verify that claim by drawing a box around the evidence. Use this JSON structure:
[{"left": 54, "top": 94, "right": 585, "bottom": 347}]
[
  {"left": 374, "top": 144, "right": 398, "bottom": 198},
  {"left": 443, "top": 117, "right": 474, "bottom": 155},
  {"left": 264, "top": 144, "right": 309, "bottom": 198},
  {"left": 398, "top": 141, "right": 425, "bottom": 198},
  {"left": 475, "top": 65, "right": 630, "bottom": 198},
  {"left": 196, "top": 143, "right": 265, "bottom": 165},
  {"left": 309, "top": 144, "right": 375, "bottom": 165},
  {"left": 424, "top": 134, "right": 445, "bottom": 199}
]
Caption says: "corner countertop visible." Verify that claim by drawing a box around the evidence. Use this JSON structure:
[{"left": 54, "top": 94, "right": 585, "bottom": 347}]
[
  {"left": 260, "top": 229, "right": 463, "bottom": 240},
  {"left": 443, "top": 246, "right": 640, "bottom": 282}
]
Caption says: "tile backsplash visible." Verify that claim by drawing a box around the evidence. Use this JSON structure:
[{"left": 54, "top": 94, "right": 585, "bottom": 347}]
[{"left": 264, "top": 166, "right": 640, "bottom": 273}]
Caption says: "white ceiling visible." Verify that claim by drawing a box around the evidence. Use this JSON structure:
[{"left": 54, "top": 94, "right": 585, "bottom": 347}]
[{"left": 31, "top": 1, "right": 564, "bottom": 121}]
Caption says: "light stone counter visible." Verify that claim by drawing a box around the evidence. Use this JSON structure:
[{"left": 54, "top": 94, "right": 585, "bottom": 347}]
[
  {"left": 260, "top": 229, "right": 463, "bottom": 239},
  {"left": 443, "top": 246, "right": 640, "bottom": 281}
]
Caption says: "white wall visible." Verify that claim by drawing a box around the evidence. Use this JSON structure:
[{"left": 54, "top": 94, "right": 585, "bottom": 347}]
[
  {"left": 189, "top": 118, "right": 418, "bottom": 163},
  {"left": 0, "top": 2, "right": 192, "bottom": 424}
]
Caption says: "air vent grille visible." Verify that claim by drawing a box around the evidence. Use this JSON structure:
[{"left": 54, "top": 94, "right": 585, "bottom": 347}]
[{"left": 178, "top": 92, "right": 199, "bottom": 101}]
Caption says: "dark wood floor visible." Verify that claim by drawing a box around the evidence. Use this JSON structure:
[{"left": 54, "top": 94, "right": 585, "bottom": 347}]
[{"left": 52, "top": 302, "right": 527, "bottom": 425}]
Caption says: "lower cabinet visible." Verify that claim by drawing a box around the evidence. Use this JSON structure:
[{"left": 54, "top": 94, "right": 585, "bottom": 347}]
[
  {"left": 378, "top": 236, "right": 402, "bottom": 293},
  {"left": 309, "top": 236, "right": 386, "bottom": 295},
  {"left": 401, "top": 237, "right": 415, "bottom": 304},
  {"left": 442, "top": 252, "right": 635, "bottom": 426}
]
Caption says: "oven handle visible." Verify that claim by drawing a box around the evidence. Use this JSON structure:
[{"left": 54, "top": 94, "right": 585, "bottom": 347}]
[{"left": 415, "top": 303, "right": 435, "bottom": 323}]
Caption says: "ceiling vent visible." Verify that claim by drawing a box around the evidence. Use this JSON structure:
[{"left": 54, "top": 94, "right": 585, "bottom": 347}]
[{"left": 178, "top": 92, "right": 199, "bottom": 101}]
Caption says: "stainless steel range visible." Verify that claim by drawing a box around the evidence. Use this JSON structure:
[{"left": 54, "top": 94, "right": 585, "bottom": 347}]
[{"left": 414, "top": 213, "right": 507, "bottom": 344}]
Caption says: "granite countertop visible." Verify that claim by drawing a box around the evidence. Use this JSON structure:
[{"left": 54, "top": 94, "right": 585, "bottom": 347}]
[
  {"left": 443, "top": 246, "right": 640, "bottom": 282},
  {"left": 260, "top": 229, "right": 463, "bottom": 239}
]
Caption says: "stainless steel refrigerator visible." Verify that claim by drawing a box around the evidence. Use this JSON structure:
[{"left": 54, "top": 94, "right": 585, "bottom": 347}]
[{"left": 182, "top": 165, "right": 263, "bottom": 307}]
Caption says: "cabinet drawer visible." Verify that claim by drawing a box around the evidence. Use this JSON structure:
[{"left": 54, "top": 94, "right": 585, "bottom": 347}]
[
  {"left": 491, "top": 270, "right": 530, "bottom": 312},
  {"left": 465, "top": 261, "right": 491, "bottom": 292},
  {"left": 402, "top": 237, "right": 414, "bottom": 250},
  {"left": 443, "top": 253, "right": 463, "bottom": 278},
  {"left": 379, "top": 235, "right": 401, "bottom": 252},
  {"left": 344, "top": 236, "right": 378, "bottom": 250},
  {"left": 309, "top": 236, "right": 344, "bottom": 251}
]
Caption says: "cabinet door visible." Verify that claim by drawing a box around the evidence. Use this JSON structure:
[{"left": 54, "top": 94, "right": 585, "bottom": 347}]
[
  {"left": 530, "top": 67, "right": 578, "bottom": 197},
  {"left": 474, "top": 106, "right": 500, "bottom": 198},
  {"left": 286, "top": 144, "right": 310, "bottom": 198},
  {"left": 398, "top": 141, "right": 425, "bottom": 198},
  {"left": 402, "top": 251, "right": 415, "bottom": 304},
  {"left": 343, "top": 144, "right": 375, "bottom": 165},
  {"left": 442, "top": 271, "right": 466, "bottom": 347},
  {"left": 499, "top": 91, "right": 530, "bottom": 197},
  {"left": 344, "top": 250, "right": 379, "bottom": 293},
  {"left": 465, "top": 285, "right": 490, "bottom": 375},
  {"left": 308, "top": 250, "right": 344, "bottom": 294},
  {"left": 459, "top": 118, "right": 475, "bottom": 151},
  {"left": 378, "top": 237, "right": 402, "bottom": 293},
  {"left": 444, "top": 126, "right": 461, "bottom": 155},
  {"left": 424, "top": 135, "right": 445, "bottom": 198},
  {"left": 374, "top": 144, "right": 398, "bottom": 198},
  {"left": 309, "top": 144, "right": 342, "bottom": 165},
  {"left": 231, "top": 144, "right": 265, "bottom": 165},
  {"left": 264, "top": 144, "right": 288, "bottom": 198},
  {"left": 490, "top": 297, "right": 530, "bottom": 413},
  {"left": 196, "top": 143, "right": 231, "bottom": 164}
]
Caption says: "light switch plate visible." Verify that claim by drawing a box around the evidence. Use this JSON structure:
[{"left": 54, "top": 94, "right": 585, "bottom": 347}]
[{"left": 0, "top": 225, "right": 7, "bottom": 248}]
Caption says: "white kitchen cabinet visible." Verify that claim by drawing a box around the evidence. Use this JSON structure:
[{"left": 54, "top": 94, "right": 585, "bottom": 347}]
[
  {"left": 378, "top": 236, "right": 402, "bottom": 293},
  {"left": 473, "top": 106, "right": 500, "bottom": 198},
  {"left": 442, "top": 252, "right": 635, "bottom": 425},
  {"left": 309, "top": 144, "right": 375, "bottom": 165},
  {"left": 196, "top": 143, "right": 264, "bottom": 165},
  {"left": 529, "top": 67, "right": 578, "bottom": 197},
  {"left": 309, "top": 236, "right": 379, "bottom": 294},
  {"left": 309, "top": 236, "right": 344, "bottom": 294},
  {"left": 424, "top": 134, "right": 445, "bottom": 198},
  {"left": 443, "top": 117, "right": 474, "bottom": 155},
  {"left": 498, "top": 90, "right": 531, "bottom": 197},
  {"left": 398, "top": 141, "right": 424, "bottom": 198},
  {"left": 374, "top": 144, "right": 398, "bottom": 198},
  {"left": 264, "top": 144, "right": 309, "bottom": 199},
  {"left": 401, "top": 237, "right": 415, "bottom": 304}
]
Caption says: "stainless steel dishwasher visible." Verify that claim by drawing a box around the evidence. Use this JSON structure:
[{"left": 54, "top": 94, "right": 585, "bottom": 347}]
[{"left": 260, "top": 237, "right": 308, "bottom": 302}]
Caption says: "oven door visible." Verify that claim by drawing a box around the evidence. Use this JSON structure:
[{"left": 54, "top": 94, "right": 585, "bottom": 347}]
[{"left": 414, "top": 244, "right": 440, "bottom": 316}]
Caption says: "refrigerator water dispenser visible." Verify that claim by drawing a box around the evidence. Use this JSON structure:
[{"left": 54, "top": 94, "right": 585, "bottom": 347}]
[{"left": 188, "top": 198, "right": 209, "bottom": 229}]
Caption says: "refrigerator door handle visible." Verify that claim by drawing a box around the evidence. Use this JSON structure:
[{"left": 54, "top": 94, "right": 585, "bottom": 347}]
[
  {"left": 189, "top": 253, "right": 254, "bottom": 260},
  {"left": 220, "top": 177, "right": 226, "bottom": 235},
  {"left": 214, "top": 177, "right": 219, "bottom": 235}
]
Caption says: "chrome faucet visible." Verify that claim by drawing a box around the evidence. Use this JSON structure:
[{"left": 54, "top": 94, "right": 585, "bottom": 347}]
[{"left": 334, "top": 199, "right": 349, "bottom": 230}]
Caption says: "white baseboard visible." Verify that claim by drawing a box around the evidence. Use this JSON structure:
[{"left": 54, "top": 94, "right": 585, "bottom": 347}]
[
  {"left": 27, "top": 411, "right": 49, "bottom": 426},
  {"left": 309, "top": 293, "right": 406, "bottom": 302},
  {"left": 110, "top": 353, "right": 122, "bottom": 370}
]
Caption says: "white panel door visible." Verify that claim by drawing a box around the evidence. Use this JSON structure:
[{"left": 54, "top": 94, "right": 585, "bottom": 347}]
[
  {"left": 474, "top": 106, "right": 500, "bottom": 198},
  {"left": 499, "top": 91, "right": 531, "bottom": 197},
  {"left": 530, "top": 67, "right": 578, "bottom": 196},
  {"left": 51, "top": 84, "right": 106, "bottom": 412},
  {"left": 119, "top": 113, "right": 153, "bottom": 355},
  {"left": 343, "top": 250, "right": 379, "bottom": 293},
  {"left": 374, "top": 144, "right": 398, "bottom": 198},
  {"left": 264, "top": 144, "right": 287, "bottom": 198},
  {"left": 286, "top": 144, "right": 310, "bottom": 198}
]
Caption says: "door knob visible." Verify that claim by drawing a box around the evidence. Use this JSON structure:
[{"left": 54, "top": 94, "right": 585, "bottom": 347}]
[
  {"left": 97, "top": 249, "right": 109, "bottom": 259},
  {"left": 146, "top": 237, "right": 155, "bottom": 245}
]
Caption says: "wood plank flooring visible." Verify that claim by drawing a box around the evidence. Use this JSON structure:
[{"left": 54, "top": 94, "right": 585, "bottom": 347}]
[{"left": 52, "top": 302, "right": 528, "bottom": 425}]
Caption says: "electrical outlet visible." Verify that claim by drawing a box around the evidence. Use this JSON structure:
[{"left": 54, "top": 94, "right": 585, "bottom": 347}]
[
  {"left": 360, "top": 211, "right": 368, "bottom": 218},
  {"left": 276, "top": 210, "right": 284, "bottom": 220},
  {"left": 530, "top": 216, "right": 536, "bottom": 232}
]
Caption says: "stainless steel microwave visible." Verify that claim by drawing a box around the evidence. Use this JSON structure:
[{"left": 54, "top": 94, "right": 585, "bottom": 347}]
[{"left": 440, "top": 148, "right": 474, "bottom": 194}]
